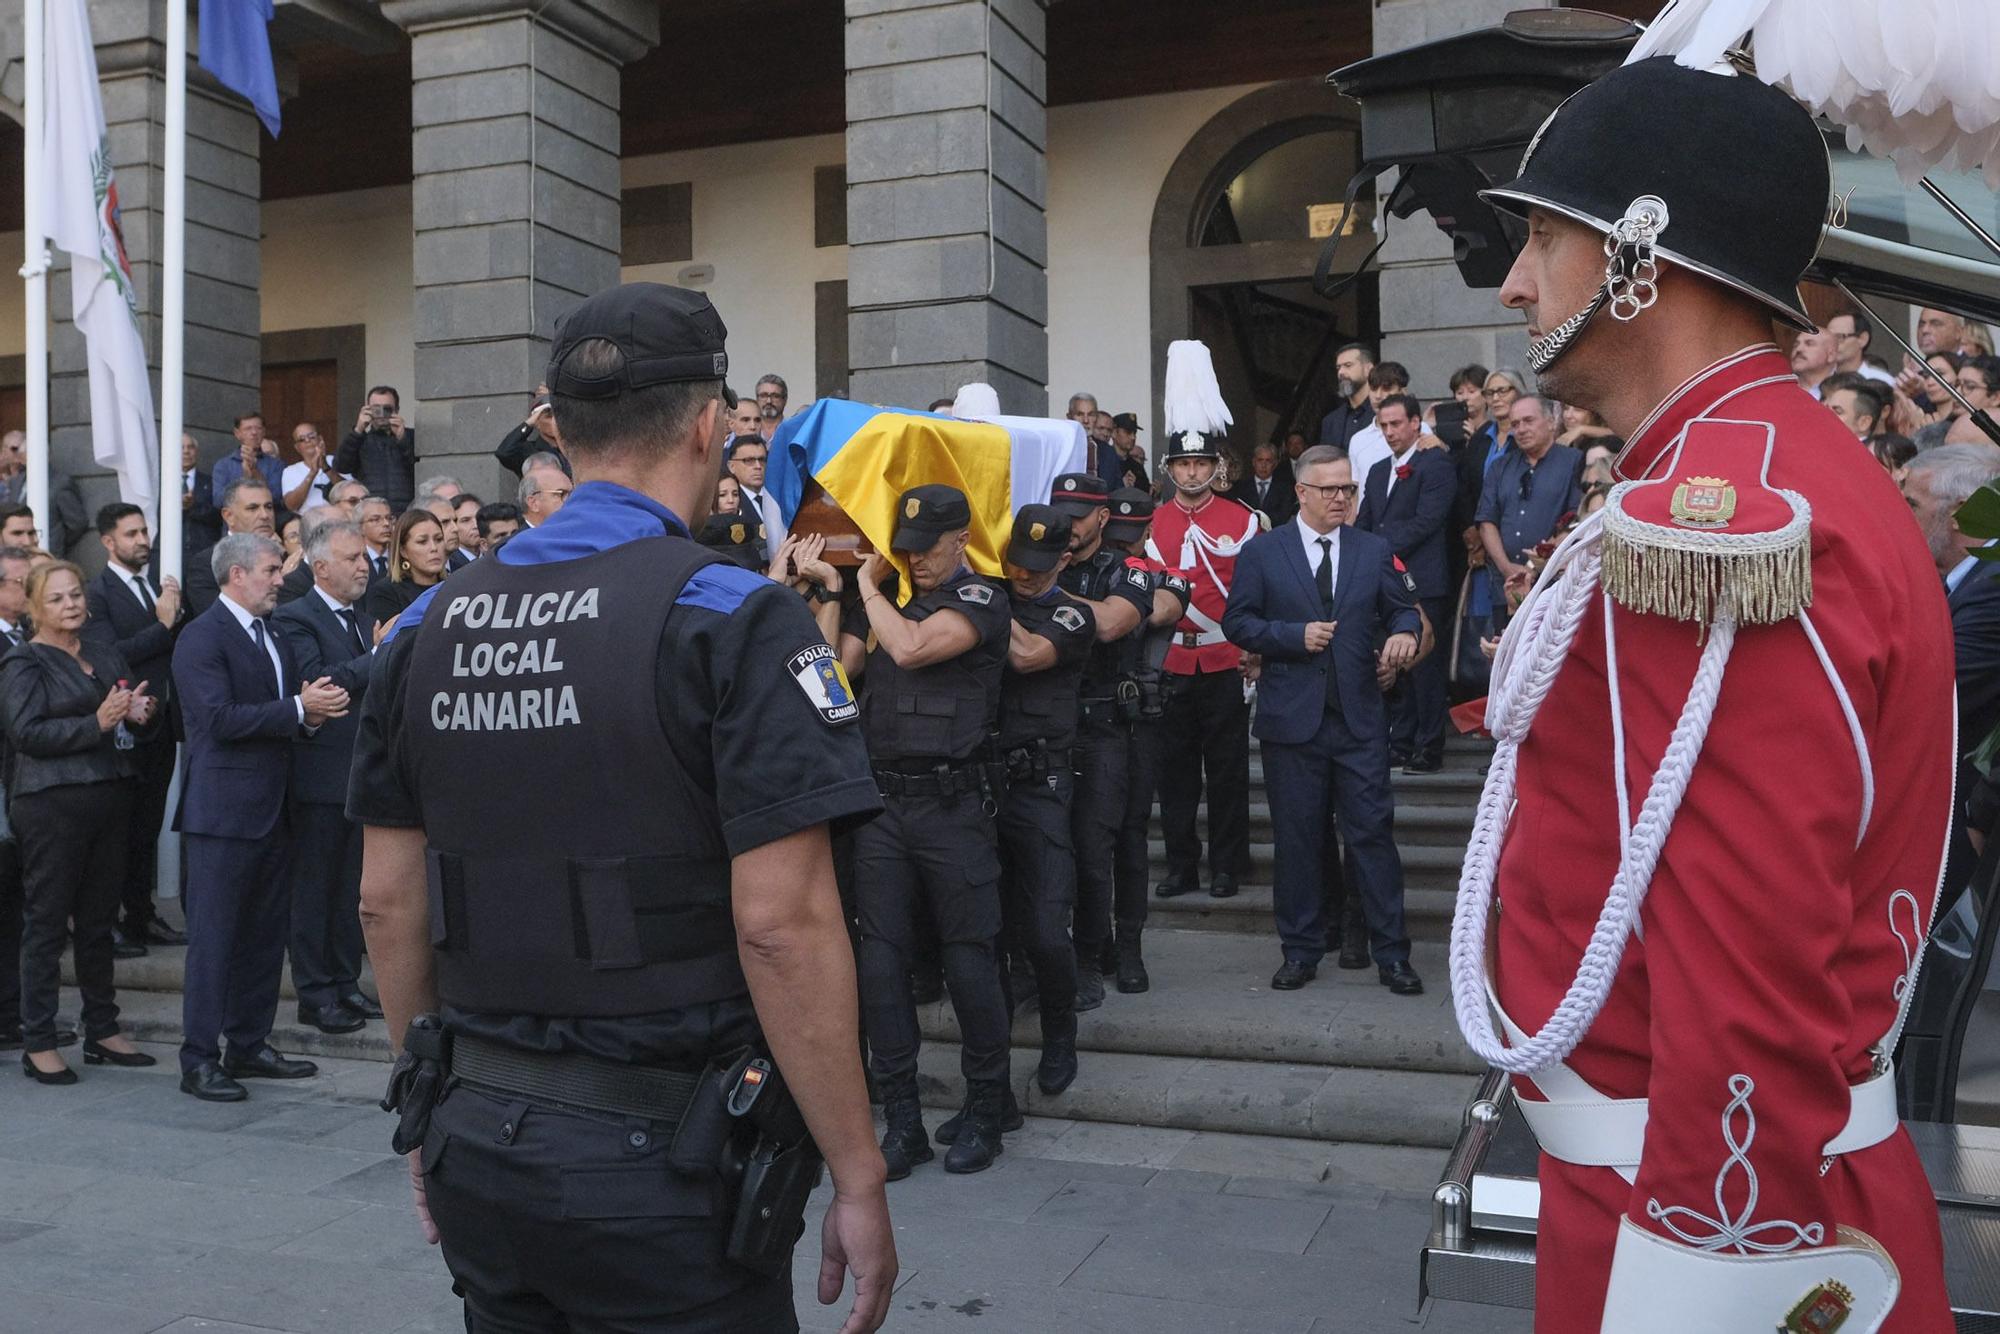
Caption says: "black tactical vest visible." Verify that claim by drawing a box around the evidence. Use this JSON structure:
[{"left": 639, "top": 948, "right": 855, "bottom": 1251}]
[
  {"left": 1061, "top": 547, "right": 1146, "bottom": 701},
  {"left": 859, "top": 570, "right": 1005, "bottom": 764},
  {"left": 401, "top": 536, "right": 748, "bottom": 1018},
  {"left": 998, "top": 591, "right": 1090, "bottom": 750}
]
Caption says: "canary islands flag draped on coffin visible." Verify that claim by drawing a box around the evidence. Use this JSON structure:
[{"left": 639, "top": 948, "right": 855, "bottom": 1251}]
[{"left": 766, "top": 402, "right": 1087, "bottom": 590}]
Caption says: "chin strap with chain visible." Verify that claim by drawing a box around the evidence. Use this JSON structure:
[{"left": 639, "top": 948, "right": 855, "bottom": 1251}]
[{"left": 1527, "top": 195, "right": 1671, "bottom": 375}]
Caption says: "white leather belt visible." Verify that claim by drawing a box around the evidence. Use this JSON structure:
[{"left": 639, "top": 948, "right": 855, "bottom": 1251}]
[
  {"left": 1177, "top": 628, "right": 1228, "bottom": 648},
  {"left": 1516, "top": 1065, "right": 1899, "bottom": 1172}
]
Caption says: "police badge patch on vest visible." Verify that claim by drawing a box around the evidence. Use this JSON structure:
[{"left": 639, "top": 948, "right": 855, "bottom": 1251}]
[
  {"left": 1052, "top": 605, "right": 1086, "bottom": 633},
  {"left": 957, "top": 584, "right": 994, "bottom": 606},
  {"left": 789, "top": 642, "right": 858, "bottom": 725},
  {"left": 1126, "top": 567, "right": 1149, "bottom": 590}
]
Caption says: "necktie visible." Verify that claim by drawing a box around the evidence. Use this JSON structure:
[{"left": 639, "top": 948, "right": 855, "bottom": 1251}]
[
  {"left": 251, "top": 618, "right": 280, "bottom": 696},
  {"left": 337, "top": 607, "right": 366, "bottom": 656},
  {"left": 1257, "top": 479, "right": 1268, "bottom": 501},
  {"left": 372, "top": 553, "right": 386, "bottom": 578},
  {"left": 132, "top": 575, "right": 155, "bottom": 614},
  {"left": 1316, "top": 537, "right": 1334, "bottom": 614}
]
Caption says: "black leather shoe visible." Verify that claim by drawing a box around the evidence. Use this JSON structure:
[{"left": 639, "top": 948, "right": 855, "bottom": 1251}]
[
  {"left": 1338, "top": 934, "right": 1371, "bottom": 970},
  {"left": 1402, "top": 756, "right": 1444, "bottom": 775},
  {"left": 934, "top": 1084, "right": 1024, "bottom": 1145},
  {"left": 83, "top": 1038, "right": 157, "bottom": 1068},
  {"left": 1073, "top": 966, "right": 1105, "bottom": 1013},
  {"left": 180, "top": 1062, "right": 247, "bottom": 1102},
  {"left": 20, "top": 1052, "right": 77, "bottom": 1085},
  {"left": 1270, "top": 960, "right": 1317, "bottom": 991},
  {"left": 1154, "top": 873, "right": 1200, "bottom": 899},
  {"left": 1207, "top": 873, "right": 1238, "bottom": 899},
  {"left": 341, "top": 992, "right": 384, "bottom": 1020},
  {"left": 1037, "top": 1033, "right": 1078, "bottom": 1096},
  {"left": 223, "top": 1047, "right": 318, "bottom": 1080},
  {"left": 110, "top": 930, "right": 147, "bottom": 960},
  {"left": 298, "top": 1003, "right": 365, "bottom": 1035},
  {"left": 136, "top": 919, "right": 188, "bottom": 946},
  {"left": 1379, "top": 961, "right": 1425, "bottom": 996}
]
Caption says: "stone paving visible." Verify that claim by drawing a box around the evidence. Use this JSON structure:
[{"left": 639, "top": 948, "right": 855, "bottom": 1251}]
[{"left": 0, "top": 1041, "right": 1530, "bottom": 1333}]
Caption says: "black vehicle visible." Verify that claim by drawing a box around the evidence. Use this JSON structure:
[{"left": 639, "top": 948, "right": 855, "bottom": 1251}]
[{"left": 1314, "top": 9, "right": 2000, "bottom": 1328}]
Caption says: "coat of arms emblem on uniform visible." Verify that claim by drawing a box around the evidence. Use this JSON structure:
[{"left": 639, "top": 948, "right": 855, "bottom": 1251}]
[
  {"left": 1781, "top": 1280, "right": 1852, "bottom": 1333},
  {"left": 905, "top": 498, "right": 921, "bottom": 519},
  {"left": 1668, "top": 475, "right": 1736, "bottom": 528},
  {"left": 1029, "top": 522, "right": 1046, "bottom": 541}
]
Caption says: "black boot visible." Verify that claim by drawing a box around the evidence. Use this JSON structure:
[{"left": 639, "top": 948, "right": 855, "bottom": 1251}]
[
  {"left": 1036, "top": 1018, "right": 1078, "bottom": 1096},
  {"left": 1074, "top": 963, "right": 1105, "bottom": 1012},
  {"left": 943, "top": 1078, "right": 1008, "bottom": 1174},
  {"left": 934, "top": 1081, "right": 1025, "bottom": 1144},
  {"left": 878, "top": 1082, "right": 933, "bottom": 1181},
  {"left": 1114, "top": 923, "right": 1150, "bottom": 994}
]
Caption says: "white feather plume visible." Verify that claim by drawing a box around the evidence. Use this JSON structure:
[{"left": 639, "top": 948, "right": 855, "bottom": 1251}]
[
  {"left": 1629, "top": 0, "right": 2000, "bottom": 186},
  {"left": 1162, "top": 340, "right": 1234, "bottom": 438}
]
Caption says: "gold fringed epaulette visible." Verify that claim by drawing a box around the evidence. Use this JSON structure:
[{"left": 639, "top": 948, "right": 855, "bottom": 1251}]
[{"left": 1599, "top": 419, "right": 1812, "bottom": 626}]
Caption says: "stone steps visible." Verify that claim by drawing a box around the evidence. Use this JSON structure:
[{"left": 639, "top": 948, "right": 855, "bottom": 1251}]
[
  {"left": 82, "top": 931, "right": 1476, "bottom": 1150},
  {"left": 1146, "top": 882, "right": 1459, "bottom": 939},
  {"left": 1195, "top": 801, "right": 1474, "bottom": 846}
]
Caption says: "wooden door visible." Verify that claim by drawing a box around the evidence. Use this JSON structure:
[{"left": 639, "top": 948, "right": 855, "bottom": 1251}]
[
  {"left": 0, "top": 385, "right": 24, "bottom": 436},
  {"left": 262, "top": 359, "right": 340, "bottom": 465}
]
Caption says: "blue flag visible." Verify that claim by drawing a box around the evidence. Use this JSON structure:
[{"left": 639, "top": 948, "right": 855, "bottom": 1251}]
[{"left": 198, "top": 0, "right": 280, "bottom": 138}]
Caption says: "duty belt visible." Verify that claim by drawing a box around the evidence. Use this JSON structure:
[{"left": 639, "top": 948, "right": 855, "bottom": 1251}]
[
  {"left": 451, "top": 1033, "right": 699, "bottom": 1125},
  {"left": 1002, "top": 743, "right": 1072, "bottom": 779},
  {"left": 872, "top": 764, "right": 983, "bottom": 798}
]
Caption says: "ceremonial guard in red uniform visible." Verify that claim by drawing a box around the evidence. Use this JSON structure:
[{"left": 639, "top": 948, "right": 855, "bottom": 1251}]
[
  {"left": 1147, "top": 341, "right": 1262, "bottom": 901},
  {"left": 1452, "top": 59, "right": 1955, "bottom": 1332}
]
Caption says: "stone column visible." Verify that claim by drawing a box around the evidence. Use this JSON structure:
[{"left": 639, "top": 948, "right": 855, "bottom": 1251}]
[
  {"left": 383, "top": 0, "right": 656, "bottom": 498},
  {"left": 844, "top": 0, "right": 1048, "bottom": 415},
  {"left": 46, "top": 0, "right": 263, "bottom": 551},
  {"left": 1371, "top": 0, "right": 1551, "bottom": 391}
]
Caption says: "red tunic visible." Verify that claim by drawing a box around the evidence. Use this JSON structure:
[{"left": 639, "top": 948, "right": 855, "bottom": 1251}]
[
  {"left": 1493, "top": 347, "right": 1955, "bottom": 1331},
  {"left": 1147, "top": 491, "right": 1259, "bottom": 675}
]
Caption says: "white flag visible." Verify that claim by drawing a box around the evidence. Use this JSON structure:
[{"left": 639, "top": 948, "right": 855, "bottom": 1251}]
[{"left": 44, "top": 0, "right": 158, "bottom": 518}]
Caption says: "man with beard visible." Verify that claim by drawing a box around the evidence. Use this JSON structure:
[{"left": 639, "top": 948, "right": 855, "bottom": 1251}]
[
  {"left": 1458, "top": 57, "right": 1953, "bottom": 1332},
  {"left": 1315, "top": 343, "right": 1376, "bottom": 451}
]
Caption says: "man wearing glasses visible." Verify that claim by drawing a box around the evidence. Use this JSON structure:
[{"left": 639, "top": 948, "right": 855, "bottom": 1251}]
[
  {"left": 1223, "top": 447, "right": 1422, "bottom": 996},
  {"left": 727, "top": 437, "right": 788, "bottom": 561},
  {"left": 1474, "top": 394, "right": 1583, "bottom": 624}
]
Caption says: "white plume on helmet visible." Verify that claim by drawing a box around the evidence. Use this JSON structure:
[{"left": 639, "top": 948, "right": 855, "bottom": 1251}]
[{"left": 1162, "top": 340, "right": 1234, "bottom": 440}]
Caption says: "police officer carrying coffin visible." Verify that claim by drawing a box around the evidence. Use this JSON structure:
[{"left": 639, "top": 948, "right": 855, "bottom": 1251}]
[
  {"left": 349, "top": 282, "right": 896, "bottom": 1334},
  {"left": 696, "top": 509, "right": 768, "bottom": 571},
  {"left": 1054, "top": 474, "right": 1164, "bottom": 998},
  {"left": 989, "top": 505, "right": 1096, "bottom": 1095},
  {"left": 836, "top": 485, "right": 1016, "bottom": 1178}
]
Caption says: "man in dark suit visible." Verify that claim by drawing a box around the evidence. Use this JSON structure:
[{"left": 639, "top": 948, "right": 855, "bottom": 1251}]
[
  {"left": 171, "top": 533, "right": 350, "bottom": 1101},
  {"left": 180, "top": 433, "right": 224, "bottom": 553},
  {"left": 186, "top": 478, "right": 278, "bottom": 616},
  {"left": 1223, "top": 446, "right": 1423, "bottom": 996},
  {"left": 1230, "top": 442, "right": 1298, "bottom": 526},
  {"left": 273, "top": 518, "right": 380, "bottom": 1035},
  {"left": 1356, "top": 393, "right": 1458, "bottom": 773},
  {"left": 86, "top": 504, "right": 189, "bottom": 955}
]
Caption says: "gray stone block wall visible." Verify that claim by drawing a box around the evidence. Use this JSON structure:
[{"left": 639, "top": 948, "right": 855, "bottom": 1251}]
[
  {"left": 45, "top": 1, "right": 263, "bottom": 541},
  {"left": 384, "top": 0, "right": 655, "bottom": 497},
  {"left": 1371, "top": 0, "right": 1548, "bottom": 397},
  {"left": 844, "top": 0, "right": 1049, "bottom": 416}
]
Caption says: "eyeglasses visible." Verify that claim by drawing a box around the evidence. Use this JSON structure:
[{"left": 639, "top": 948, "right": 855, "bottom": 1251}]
[
  {"left": 543, "top": 488, "right": 573, "bottom": 502},
  {"left": 1957, "top": 377, "right": 1994, "bottom": 395},
  {"left": 294, "top": 431, "right": 321, "bottom": 443},
  {"left": 1299, "top": 482, "right": 1359, "bottom": 501},
  {"left": 735, "top": 454, "right": 767, "bottom": 466},
  {"left": 1483, "top": 386, "right": 1516, "bottom": 398},
  {"left": 1832, "top": 330, "right": 1863, "bottom": 341}
]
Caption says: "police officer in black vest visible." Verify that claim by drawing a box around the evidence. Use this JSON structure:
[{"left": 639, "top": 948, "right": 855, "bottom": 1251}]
[
  {"left": 837, "top": 485, "right": 1015, "bottom": 1179},
  {"left": 349, "top": 282, "right": 896, "bottom": 1334},
  {"left": 1101, "top": 490, "right": 1191, "bottom": 990},
  {"left": 1051, "top": 473, "right": 1156, "bottom": 999},
  {"left": 696, "top": 509, "right": 768, "bottom": 570},
  {"left": 990, "top": 505, "right": 1095, "bottom": 1096}
]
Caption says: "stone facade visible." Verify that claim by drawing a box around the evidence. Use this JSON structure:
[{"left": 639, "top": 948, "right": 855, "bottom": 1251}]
[{"left": 843, "top": 0, "right": 1049, "bottom": 415}]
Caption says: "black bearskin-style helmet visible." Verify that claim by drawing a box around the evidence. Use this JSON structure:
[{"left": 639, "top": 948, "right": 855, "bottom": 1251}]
[
  {"left": 1480, "top": 58, "right": 1830, "bottom": 368},
  {"left": 1161, "top": 430, "right": 1221, "bottom": 461}
]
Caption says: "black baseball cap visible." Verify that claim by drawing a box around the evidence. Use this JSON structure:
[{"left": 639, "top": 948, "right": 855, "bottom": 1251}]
[
  {"left": 1111, "top": 412, "right": 1141, "bottom": 432},
  {"left": 547, "top": 283, "right": 729, "bottom": 400},
  {"left": 890, "top": 484, "right": 972, "bottom": 553},
  {"left": 696, "top": 511, "right": 766, "bottom": 569},
  {"left": 1104, "top": 487, "right": 1154, "bottom": 542},
  {"left": 1007, "top": 505, "right": 1073, "bottom": 573},
  {"left": 1049, "top": 472, "right": 1109, "bottom": 516}
]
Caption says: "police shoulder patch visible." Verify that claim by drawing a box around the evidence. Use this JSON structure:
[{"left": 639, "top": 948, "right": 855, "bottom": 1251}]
[
  {"left": 956, "top": 583, "right": 994, "bottom": 606},
  {"left": 1126, "top": 567, "right": 1150, "bottom": 589},
  {"left": 788, "top": 642, "right": 859, "bottom": 725},
  {"left": 1052, "top": 604, "right": 1086, "bottom": 633}
]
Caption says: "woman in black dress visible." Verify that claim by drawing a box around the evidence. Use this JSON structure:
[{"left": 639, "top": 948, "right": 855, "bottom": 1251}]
[
  {"left": 0, "top": 560, "right": 161, "bottom": 1084},
  {"left": 365, "top": 506, "right": 449, "bottom": 633}
]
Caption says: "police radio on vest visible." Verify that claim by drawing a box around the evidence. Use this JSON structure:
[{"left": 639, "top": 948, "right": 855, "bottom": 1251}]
[{"left": 440, "top": 587, "right": 602, "bottom": 630}]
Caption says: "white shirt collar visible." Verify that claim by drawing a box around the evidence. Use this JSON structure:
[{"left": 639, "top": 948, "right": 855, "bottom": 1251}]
[
  {"left": 217, "top": 591, "right": 265, "bottom": 634},
  {"left": 1948, "top": 551, "right": 1984, "bottom": 594},
  {"left": 1297, "top": 517, "right": 1340, "bottom": 563},
  {"left": 313, "top": 584, "right": 355, "bottom": 614}
]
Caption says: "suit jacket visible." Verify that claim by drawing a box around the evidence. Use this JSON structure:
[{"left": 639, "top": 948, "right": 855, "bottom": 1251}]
[
  {"left": 1950, "top": 561, "right": 2000, "bottom": 769},
  {"left": 184, "top": 468, "right": 224, "bottom": 551},
  {"left": 1222, "top": 521, "right": 1419, "bottom": 746},
  {"left": 273, "top": 590, "right": 371, "bottom": 807},
  {"left": 185, "top": 542, "right": 222, "bottom": 617},
  {"left": 276, "top": 561, "right": 316, "bottom": 606},
  {"left": 85, "top": 565, "right": 179, "bottom": 710},
  {"left": 1356, "top": 448, "right": 1457, "bottom": 599},
  {"left": 171, "top": 600, "right": 304, "bottom": 840},
  {"left": 1229, "top": 465, "right": 1298, "bottom": 527}
]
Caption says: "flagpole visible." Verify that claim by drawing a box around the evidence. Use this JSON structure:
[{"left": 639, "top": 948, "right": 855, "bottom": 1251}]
[
  {"left": 20, "top": 0, "right": 49, "bottom": 533},
  {"left": 157, "top": 0, "right": 189, "bottom": 906}
]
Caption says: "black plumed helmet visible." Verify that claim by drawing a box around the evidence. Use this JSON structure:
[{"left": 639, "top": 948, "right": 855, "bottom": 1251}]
[{"left": 1480, "top": 58, "right": 1829, "bottom": 331}]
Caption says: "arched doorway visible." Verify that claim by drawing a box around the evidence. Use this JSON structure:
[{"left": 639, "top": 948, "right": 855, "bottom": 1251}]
[{"left": 1150, "top": 80, "right": 1377, "bottom": 470}]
